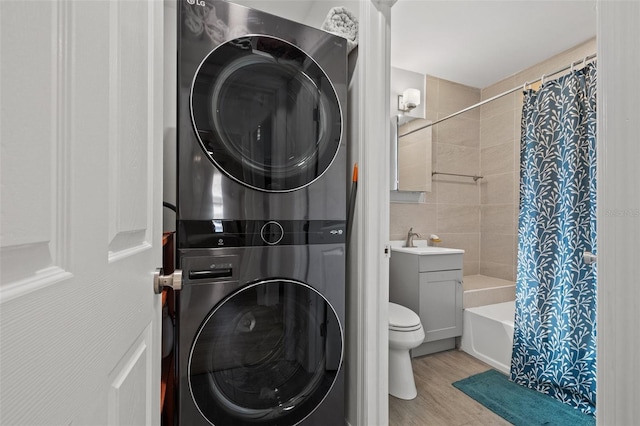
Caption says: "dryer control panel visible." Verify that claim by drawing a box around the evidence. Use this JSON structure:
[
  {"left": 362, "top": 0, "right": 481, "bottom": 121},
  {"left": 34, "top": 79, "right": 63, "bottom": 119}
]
[{"left": 178, "top": 219, "right": 346, "bottom": 248}]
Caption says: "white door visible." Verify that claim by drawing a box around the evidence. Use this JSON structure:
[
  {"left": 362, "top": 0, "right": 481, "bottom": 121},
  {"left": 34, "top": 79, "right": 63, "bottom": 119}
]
[{"left": 0, "top": 1, "right": 164, "bottom": 425}]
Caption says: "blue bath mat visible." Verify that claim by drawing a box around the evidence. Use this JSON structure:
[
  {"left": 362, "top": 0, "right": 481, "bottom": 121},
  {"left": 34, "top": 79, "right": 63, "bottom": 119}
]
[{"left": 452, "top": 370, "right": 595, "bottom": 426}]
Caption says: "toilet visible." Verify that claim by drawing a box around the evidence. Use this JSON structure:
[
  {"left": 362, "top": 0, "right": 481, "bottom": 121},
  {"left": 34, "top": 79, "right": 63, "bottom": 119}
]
[{"left": 388, "top": 302, "right": 425, "bottom": 400}]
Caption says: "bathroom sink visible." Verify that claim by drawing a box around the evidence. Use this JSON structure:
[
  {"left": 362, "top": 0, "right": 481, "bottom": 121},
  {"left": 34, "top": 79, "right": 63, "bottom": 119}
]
[{"left": 389, "top": 240, "right": 464, "bottom": 255}]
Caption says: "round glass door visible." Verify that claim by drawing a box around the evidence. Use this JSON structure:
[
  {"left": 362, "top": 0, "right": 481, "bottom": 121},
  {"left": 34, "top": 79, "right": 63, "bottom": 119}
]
[
  {"left": 188, "top": 279, "right": 343, "bottom": 425},
  {"left": 190, "top": 35, "right": 342, "bottom": 192}
]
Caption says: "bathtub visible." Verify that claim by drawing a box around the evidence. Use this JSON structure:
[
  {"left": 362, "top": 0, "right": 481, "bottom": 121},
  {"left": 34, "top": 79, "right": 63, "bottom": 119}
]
[{"left": 460, "top": 300, "right": 515, "bottom": 375}]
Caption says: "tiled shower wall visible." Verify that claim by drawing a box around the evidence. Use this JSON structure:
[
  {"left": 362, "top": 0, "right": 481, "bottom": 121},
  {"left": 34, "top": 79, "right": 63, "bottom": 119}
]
[
  {"left": 479, "top": 37, "right": 597, "bottom": 281},
  {"left": 390, "top": 37, "right": 596, "bottom": 280},
  {"left": 390, "top": 77, "right": 482, "bottom": 275}
]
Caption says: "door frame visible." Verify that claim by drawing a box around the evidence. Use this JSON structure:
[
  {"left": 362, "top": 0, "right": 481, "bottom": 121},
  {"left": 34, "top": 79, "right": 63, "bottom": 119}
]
[
  {"left": 353, "top": 1, "right": 640, "bottom": 425},
  {"left": 596, "top": 1, "right": 640, "bottom": 423},
  {"left": 350, "top": 1, "right": 394, "bottom": 425}
]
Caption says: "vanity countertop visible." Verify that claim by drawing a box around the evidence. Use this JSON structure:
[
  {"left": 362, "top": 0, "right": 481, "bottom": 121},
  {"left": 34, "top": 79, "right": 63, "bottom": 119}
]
[{"left": 389, "top": 240, "right": 464, "bottom": 255}]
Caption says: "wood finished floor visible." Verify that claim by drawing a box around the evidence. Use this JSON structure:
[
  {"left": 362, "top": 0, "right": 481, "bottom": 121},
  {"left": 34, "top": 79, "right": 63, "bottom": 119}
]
[{"left": 389, "top": 349, "right": 512, "bottom": 426}]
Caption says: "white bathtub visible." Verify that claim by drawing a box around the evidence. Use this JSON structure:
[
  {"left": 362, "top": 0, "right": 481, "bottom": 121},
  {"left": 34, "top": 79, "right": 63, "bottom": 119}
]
[{"left": 460, "top": 300, "right": 515, "bottom": 375}]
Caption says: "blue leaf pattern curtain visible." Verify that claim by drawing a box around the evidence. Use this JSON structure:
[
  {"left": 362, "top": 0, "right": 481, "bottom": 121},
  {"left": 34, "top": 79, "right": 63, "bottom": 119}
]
[{"left": 510, "top": 63, "right": 597, "bottom": 416}]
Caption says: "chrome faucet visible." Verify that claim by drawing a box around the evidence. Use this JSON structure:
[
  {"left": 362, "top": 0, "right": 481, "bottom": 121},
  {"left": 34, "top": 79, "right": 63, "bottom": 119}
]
[{"left": 404, "top": 227, "right": 420, "bottom": 247}]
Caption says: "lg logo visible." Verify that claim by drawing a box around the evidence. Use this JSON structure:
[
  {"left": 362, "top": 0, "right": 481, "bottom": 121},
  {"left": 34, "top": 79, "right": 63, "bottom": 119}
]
[{"left": 186, "top": 0, "right": 205, "bottom": 6}]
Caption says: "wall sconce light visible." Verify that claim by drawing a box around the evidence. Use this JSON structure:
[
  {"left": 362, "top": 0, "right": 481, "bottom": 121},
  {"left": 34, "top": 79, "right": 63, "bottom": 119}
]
[{"left": 398, "top": 88, "right": 421, "bottom": 112}]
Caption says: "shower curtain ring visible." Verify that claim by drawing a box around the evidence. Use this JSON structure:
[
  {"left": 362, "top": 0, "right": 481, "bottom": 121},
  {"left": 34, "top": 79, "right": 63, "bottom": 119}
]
[{"left": 541, "top": 74, "right": 545, "bottom": 85}]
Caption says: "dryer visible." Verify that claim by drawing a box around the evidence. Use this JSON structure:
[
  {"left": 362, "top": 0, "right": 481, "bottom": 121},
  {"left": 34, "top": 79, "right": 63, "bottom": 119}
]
[
  {"left": 176, "top": 3, "right": 348, "bottom": 424},
  {"left": 177, "top": 0, "right": 348, "bottom": 230},
  {"left": 176, "top": 221, "right": 345, "bottom": 426}
]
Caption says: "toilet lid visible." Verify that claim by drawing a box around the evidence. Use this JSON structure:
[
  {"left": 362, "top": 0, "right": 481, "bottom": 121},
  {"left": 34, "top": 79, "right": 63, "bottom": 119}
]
[{"left": 389, "top": 302, "right": 421, "bottom": 330}]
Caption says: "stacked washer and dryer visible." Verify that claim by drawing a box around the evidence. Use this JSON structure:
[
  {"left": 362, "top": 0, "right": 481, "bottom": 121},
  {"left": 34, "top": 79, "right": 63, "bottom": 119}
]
[{"left": 175, "top": 1, "right": 347, "bottom": 425}]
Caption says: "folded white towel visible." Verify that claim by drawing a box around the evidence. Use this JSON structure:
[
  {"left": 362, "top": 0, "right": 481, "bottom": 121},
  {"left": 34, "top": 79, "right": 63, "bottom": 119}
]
[{"left": 321, "top": 6, "right": 359, "bottom": 53}]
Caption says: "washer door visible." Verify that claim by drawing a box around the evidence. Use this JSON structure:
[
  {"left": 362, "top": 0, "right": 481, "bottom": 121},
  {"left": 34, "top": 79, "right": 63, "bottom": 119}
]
[
  {"left": 190, "top": 35, "right": 342, "bottom": 192},
  {"left": 189, "top": 279, "right": 343, "bottom": 425}
]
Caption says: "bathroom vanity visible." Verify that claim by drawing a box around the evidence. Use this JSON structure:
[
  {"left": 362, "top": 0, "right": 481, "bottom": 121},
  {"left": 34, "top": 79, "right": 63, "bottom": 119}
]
[{"left": 389, "top": 242, "right": 464, "bottom": 357}]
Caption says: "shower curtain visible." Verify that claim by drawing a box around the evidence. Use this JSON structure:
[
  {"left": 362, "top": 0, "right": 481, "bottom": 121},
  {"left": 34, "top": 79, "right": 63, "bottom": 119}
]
[{"left": 510, "top": 62, "right": 597, "bottom": 415}]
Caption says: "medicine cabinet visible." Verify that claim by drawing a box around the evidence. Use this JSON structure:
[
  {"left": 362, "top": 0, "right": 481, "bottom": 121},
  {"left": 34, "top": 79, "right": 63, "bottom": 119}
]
[{"left": 391, "top": 116, "right": 432, "bottom": 192}]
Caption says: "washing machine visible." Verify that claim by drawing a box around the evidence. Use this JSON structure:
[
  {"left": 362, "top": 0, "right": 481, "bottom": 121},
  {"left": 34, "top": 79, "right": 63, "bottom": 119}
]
[
  {"left": 176, "top": 220, "right": 346, "bottom": 425},
  {"left": 177, "top": 0, "right": 348, "bottom": 229},
  {"left": 176, "top": 2, "right": 347, "bottom": 424}
]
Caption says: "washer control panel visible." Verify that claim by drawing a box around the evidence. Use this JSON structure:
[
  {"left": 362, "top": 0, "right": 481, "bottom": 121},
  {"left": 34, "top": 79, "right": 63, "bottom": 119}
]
[
  {"left": 260, "top": 221, "right": 284, "bottom": 245},
  {"left": 178, "top": 219, "right": 346, "bottom": 248}
]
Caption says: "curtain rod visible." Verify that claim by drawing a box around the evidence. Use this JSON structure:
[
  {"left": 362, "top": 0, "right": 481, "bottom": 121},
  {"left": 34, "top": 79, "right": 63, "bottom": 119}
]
[{"left": 398, "top": 53, "right": 597, "bottom": 139}]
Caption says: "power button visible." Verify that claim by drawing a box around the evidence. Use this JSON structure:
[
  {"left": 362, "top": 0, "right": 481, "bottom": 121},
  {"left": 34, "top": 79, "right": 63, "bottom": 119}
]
[{"left": 260, "top": 221, "right": 284, "bottom": 245}]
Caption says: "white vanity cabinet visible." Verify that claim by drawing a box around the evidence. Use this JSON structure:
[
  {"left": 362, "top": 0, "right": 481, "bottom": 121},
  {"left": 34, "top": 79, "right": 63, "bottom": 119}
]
[{"left": 389, "top": 246, "right": 464, "bottom": 357}]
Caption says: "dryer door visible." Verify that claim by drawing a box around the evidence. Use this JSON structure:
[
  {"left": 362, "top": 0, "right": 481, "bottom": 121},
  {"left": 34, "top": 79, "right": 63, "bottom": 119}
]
[
  {"left": 190, "top": 35, "right": 343, "bottom": 192},
  {"left": 188, "top": 279, "right": 343, "bottom": 425}
]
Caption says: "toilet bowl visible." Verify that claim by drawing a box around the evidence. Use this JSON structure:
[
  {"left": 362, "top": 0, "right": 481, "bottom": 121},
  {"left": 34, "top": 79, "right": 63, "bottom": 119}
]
[{"left": 388, "top": 302, "right": 425, "bottom": 400}]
